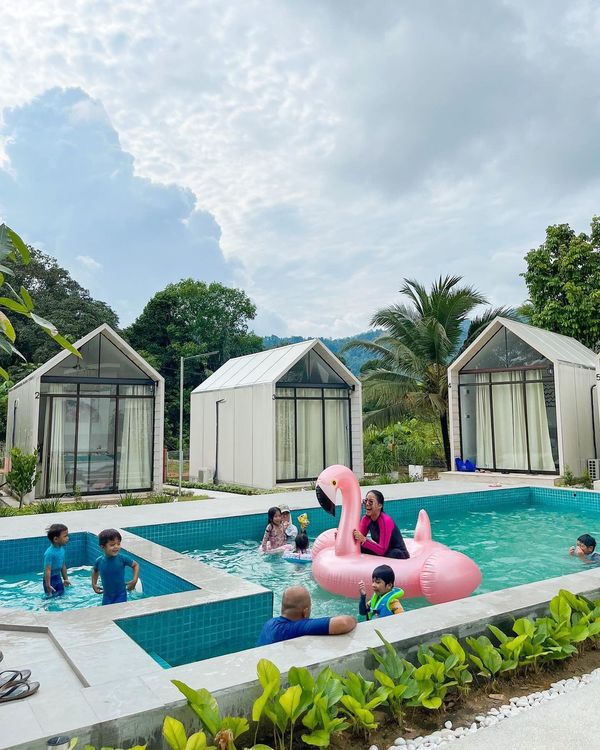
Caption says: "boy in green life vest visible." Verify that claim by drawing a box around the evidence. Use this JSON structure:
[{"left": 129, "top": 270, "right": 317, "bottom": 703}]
[{"left": 358, "top": 565, "right": 404, "bottom": 620}]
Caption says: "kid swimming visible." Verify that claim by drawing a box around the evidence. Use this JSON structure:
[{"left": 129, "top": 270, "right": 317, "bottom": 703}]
[
  {"left": 261, "top": 506, "right": 289, "bottom": 552},
  {"left": 282, "top": 532, "right": 312, "bottom": 563}
]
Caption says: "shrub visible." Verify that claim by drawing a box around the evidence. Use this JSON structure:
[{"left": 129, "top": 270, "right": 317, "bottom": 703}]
[
  {"left": 6, "top": 448, "right": 39, "bottom": 509},
  {"left": 32, "top": 499, "right": 62, "bottom": 514},
  {"left": 119, "top": 493, "right": 145, "bottom": 506}
]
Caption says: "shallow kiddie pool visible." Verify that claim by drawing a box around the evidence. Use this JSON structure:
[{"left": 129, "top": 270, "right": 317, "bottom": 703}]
[{"left": 0, "top": 531, "right": 197, "bottom": 612}]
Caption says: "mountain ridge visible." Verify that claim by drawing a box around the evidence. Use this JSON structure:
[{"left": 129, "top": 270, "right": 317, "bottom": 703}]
[{"left": 262, "top": 331, "right": 382, "bottom": 375}]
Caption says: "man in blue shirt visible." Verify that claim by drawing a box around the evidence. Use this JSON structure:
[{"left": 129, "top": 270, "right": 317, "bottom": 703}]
[
  {"left": 257, "top": 586, "right": 356, "bottom": 646},
  {"left": 92, "top": 528, "right": 139, "bottom": 605}
]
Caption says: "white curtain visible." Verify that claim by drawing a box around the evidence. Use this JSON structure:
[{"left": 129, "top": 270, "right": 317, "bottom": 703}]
[
  {"left": 47, "top": 388, "right": 72, "bottom": 495},
  {"left": 475, "top": 374, "right": 494, "bottom": 468},
  {"left": 276, "top": 398, "right": 295, "bottom": 480},
  {"left": 297, "top": 390, "right": 323, "bottom": 478},
  {"left": 325, "top": 397, "right": 349, "bottom": 466},
  {"left": 491, "top": 372, "right": 528, "bottom": 470},
  {"left": 526, "top": 373, "right": 555, "bottom": 471},
  {"left": 118, "top": 389, "right": 153, "bottom": 489}
]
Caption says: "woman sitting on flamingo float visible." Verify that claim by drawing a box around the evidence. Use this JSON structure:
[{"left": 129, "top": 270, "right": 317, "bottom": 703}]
[
  {"left": 311, "top": 464, "right": 482, "bottom": 604},
  {"left": 353, "top": 490, "right": 409, "bottom": 559}
]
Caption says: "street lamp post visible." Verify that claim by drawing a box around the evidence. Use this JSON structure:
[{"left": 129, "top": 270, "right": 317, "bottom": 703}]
[{"left": 178, "top": 351, "right": 218, "bottom": 499}]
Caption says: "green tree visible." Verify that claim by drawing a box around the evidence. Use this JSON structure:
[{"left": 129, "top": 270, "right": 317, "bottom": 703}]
[
  {"left": 6, "top": 248, "right": 119, "bottom": 368},
  {"left": 522, "top": 217, "right": 600, "bottom": 350},
  {"left": 125, "top": 279, "right": 263, "bottom": 449},
  {"left": 345, "top": 276, "right": 516, "bottom": 469}
]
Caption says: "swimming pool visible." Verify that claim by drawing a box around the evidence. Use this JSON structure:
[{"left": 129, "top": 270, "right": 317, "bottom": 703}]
[
  {"left": 128, "top": 487, "right": 600, "bottom": 619},
  {"left": 0, "top": 532, "right": 197, "bottom": 612}
]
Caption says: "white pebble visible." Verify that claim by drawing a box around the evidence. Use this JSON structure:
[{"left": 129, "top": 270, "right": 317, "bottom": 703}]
[
  {"left": 444, "top": 721, "right": 452, "bottom": 729},
  {"left": 369, "top": 745, "right": 378, "bottom": 750},
  {"left": 394, "top": 740, "right": 406, "bottom": 747}
]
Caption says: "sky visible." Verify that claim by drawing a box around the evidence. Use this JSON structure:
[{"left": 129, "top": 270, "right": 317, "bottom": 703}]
[{"left": 0, "top": 1, "right": 599, "bottom": 337}]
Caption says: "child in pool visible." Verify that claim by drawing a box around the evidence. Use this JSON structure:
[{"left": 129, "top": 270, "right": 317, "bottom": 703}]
[
  {"left": 261, "top": 506, "right": 288, "bottom": 552},
  {"left": 569, "top": 534, "right": 600, "bottom": 562},
  {"left": 92, "top": 528, "right": 140, "bottom": 605},
  {"left": 358, "top": 564, "right": 404, "bottom": 620},
  {"left": 282, "top": 532, "right": 312, "bottom": 562},
  {"left": 43, "top": 523, "right": 71, "bottom": 597},
  {"left": 279, "top": 504, "right": 298, "bottom": 540}
]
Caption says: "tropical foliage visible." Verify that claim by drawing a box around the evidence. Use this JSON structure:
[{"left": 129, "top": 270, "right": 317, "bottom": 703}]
[
  {"left": 345, "top": 276, "right": 517, "bottom": 468},
  {"left": 363, "top": 418, "right": 445, "bottom": 474},
  {"left": 66, "top": 589, "right": 600, "bottom": 750},
  {"left": 0, "top": 224, "right": 80, "bottom": 379}
]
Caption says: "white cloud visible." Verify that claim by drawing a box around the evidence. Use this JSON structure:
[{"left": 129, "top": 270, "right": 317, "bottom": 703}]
[
  {"left": 0, "top": 1, "right": 599, "bottom": 335},
  {"left": 76, "top": 255, "right": 103, "bottom": 272}
]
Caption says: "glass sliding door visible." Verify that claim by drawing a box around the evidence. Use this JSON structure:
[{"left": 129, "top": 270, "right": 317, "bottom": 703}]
[
  {"left": 491, "top": 372, "right": 528, "bottom": 470},
  {"left": 458, "top": 367, "right": 559, "bottom": 473},
  {"left": 276, "top": 390, "right": 295, "bottom": 481},
  {"left": 39, "top": 381, "right": 155, "bottom": 495},
  {"left": 296, "top": 389, "right": 323, "bottom": 479},
  {"left": 274, "top": 382, "right": 351, "bottom": 482},
  {"left": 76, "top": 396, "right": 117, "bottom": 493},
  {"left": 117, "top": 387, "right": 153, "bottom": 490},
  {"left": 324, "top": 390, "right": 350, "bottom": 466}
]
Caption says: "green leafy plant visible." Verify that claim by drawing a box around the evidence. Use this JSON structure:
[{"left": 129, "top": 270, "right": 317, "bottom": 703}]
[
  {"left": 465, "top": 635, "right": 509, "bottom": 679},
  {"left": 69, "top": 740, "right": 145, "bottom": 750},
  {"left": 32, "top": 499, "right": 61, "bottom": 514},
  {"left": 424, "top": 634, "right": 473, "bottom": 693},
  {"left": 163, "top": 716, "right": 215, "bottom": 750},
  {"left": 0, "top": 223, "right": 81, "bottom": 381},
  {"left": 172, "top": 680, "right": 249, "bottom": 750},
  {"left": 339, "top": 672, "right": 388, "bottom": 735},
  {"left": 301, "top": 667, "right": 348, "bottom": 748},
  {"left": 6, "top": 448, "right": 39, "bottom": 508},
  {"left": 0, "top": 505, "right": 16, "bottom": 517},
  {"left": 71, "top": 500, "right": 103, "bottom": 510},
  {"left": 410, "top": 652, "right": 457, "bottom": 709},
  {"left": 369, "top": 630, "right": 418, "bottom": 722},
  {"left": 119, "top": 493, "right": 145, "bottom": 506}
]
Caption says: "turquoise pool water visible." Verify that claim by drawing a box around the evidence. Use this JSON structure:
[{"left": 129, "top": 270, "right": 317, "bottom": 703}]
[
  {"left": 186, "top": 504, "right": 600, "bottom": 618},
  {"left": 0, "top": 531, "right": 197, "bottom": 612},
  {"left": 0, "top": 565, "right": 144, "bottom": 612}
]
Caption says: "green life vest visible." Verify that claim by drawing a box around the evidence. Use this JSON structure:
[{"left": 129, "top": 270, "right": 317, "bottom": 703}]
[{"left": 367, "top": 587, "right": 404, "bottom": 620}]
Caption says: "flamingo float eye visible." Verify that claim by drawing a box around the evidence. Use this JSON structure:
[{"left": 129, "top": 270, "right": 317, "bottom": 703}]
[{"left": 332, "top": 479, "right": 337, "bottom": 486}]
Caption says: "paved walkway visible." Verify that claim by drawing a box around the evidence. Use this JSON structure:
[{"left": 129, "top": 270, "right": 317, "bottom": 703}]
[{"left": 454, "top": 679, "right": 600, "bottom": 748}]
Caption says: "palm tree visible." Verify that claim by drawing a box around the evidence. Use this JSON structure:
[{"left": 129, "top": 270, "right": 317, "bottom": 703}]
[{"left": 346, "top": 276, "right": 517, "bottom": 469}]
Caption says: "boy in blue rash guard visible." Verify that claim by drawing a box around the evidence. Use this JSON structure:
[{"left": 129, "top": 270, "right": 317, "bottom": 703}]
[
  {"left": 358, "top": 565, "right": 404, "bottom": 620},
  {"left": 43, "top": 523, "right": 71, "bottom": 596},
  {"left": 92, "top": 529, "right": 139, "bottom": 605}
]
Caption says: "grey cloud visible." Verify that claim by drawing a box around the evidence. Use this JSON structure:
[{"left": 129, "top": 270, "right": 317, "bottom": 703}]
[{"left": 0, "top": 87, "right": 235, "bottom": 325}]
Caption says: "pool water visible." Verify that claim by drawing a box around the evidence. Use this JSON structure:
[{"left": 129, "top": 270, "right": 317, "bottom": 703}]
[
  {"left": 0, "top": 565, "right": 145, "bottom": 612},
  {"left": 186, "top": 505, "right": 600, "bottom": 618}
]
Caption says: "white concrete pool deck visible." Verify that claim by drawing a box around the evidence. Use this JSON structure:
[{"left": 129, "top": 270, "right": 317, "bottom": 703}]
[{"left": 1, "top": 478, "right": 599, "bottom": 750}]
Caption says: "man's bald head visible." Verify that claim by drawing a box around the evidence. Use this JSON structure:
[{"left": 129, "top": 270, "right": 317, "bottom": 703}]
[{"left": 281, "top": 586, "right": 311, "bottom": 620}]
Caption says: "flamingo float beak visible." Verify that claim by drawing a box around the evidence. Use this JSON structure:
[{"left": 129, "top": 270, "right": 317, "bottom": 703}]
[{"left": 316, "top": 484, "right": 336, "bottom": 516}]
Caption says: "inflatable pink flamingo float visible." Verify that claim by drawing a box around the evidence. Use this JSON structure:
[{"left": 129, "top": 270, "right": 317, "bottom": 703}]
[{"left": 312, "top": 465, "right": 482, "bottom": 604}]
